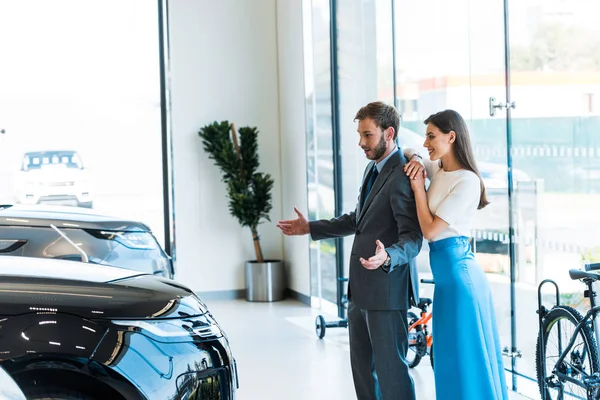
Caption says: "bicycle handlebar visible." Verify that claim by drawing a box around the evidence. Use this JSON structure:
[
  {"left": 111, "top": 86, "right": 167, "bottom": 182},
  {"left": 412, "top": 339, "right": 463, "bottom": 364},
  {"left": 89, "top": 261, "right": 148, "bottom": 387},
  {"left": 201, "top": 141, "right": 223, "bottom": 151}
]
[{"left": 585, "top": 262, "right": 600, "bottom": 271}]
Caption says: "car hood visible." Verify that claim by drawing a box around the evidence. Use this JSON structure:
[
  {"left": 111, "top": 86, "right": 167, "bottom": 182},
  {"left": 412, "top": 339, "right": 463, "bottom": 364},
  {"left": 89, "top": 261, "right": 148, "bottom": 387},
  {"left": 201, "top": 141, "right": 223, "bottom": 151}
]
[
  {"left": 0, "top": 204, "right": 150, "bottom": 231},
  {"left": 0, "top": 256, "right": 206, "bottom": 319}
]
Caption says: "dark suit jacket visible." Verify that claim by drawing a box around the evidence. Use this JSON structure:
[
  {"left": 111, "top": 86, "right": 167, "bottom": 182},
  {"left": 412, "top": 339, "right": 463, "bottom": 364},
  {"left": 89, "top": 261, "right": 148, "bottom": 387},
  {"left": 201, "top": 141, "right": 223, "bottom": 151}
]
[{"left": 309, "top": 151, "right": 423, "bottom": 310}]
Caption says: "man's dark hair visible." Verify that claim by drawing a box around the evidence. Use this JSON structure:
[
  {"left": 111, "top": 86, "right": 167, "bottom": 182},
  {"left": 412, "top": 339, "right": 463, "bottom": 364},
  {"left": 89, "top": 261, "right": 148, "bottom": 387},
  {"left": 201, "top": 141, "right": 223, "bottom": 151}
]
[{"left": 354, "top": 101, "right": 400, "bottom": 140}]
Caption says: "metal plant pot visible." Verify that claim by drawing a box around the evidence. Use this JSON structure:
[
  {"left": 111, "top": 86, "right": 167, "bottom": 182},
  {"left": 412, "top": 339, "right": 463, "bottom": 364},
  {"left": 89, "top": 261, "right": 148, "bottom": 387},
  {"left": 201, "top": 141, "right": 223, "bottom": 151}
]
[{"left": 244, "top": 260, "right": 286, "bottom": 302}]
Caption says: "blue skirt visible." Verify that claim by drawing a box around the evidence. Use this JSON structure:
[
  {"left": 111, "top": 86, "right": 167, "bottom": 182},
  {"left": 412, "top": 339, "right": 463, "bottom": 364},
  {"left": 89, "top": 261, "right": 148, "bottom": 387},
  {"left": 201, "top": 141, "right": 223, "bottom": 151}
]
[{"left": 429, "top": 236, "right": 508, "bottom": 400}]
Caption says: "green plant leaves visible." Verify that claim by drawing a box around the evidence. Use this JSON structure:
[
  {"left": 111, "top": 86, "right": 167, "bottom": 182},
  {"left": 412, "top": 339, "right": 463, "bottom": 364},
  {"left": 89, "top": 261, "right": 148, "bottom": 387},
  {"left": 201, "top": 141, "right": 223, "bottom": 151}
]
[{"left": 198, "top": 121, "right": 274, "bottom": 231}]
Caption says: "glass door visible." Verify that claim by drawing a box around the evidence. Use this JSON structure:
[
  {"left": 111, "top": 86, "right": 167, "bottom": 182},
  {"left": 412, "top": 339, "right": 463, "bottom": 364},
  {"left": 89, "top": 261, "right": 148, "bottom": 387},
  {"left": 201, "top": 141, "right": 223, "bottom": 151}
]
[
  {"left": 393, "top": 0, "right": 512, "bottom": 382},
  {"left": 468, "top": 0, "right": 517, "bottom": 389},
  {"left": 465, "top": 0, "right": 517, "bottom": 389},
  {"left": 508, "top": 0, "right": 600, "bottom": 397}
]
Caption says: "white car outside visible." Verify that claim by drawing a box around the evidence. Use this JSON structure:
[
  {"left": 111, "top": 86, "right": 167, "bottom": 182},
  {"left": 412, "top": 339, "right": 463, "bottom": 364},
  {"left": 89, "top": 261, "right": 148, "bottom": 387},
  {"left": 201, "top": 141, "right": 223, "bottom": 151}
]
[{"left": 14, "top": 150, "right": 93, "bottom": 208}]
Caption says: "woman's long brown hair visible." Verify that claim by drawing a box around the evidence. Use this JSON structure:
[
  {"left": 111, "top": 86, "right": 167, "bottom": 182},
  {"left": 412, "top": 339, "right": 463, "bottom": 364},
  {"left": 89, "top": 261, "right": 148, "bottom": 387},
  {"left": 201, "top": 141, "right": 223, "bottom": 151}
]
[{"left": 424, "top": 110, "right": 489, "bottom": 209}]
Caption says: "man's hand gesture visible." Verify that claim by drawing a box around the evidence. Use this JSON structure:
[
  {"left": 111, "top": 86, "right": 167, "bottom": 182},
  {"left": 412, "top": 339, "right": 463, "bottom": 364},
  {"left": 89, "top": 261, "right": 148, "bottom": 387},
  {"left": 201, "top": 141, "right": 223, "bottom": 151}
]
[
  {"left": 276, "top": 207, "right": 310, "bottom": 236},
  {"left": 360, "top": 240, "right": 388, "bottom": 270}
]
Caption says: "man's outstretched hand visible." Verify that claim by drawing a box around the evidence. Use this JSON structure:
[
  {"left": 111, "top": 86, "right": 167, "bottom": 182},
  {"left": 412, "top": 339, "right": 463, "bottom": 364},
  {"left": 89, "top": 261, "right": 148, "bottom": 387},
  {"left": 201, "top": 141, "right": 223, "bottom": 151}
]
[
  {"left": 360, "top": 240, "right": 388, "bottom": 270},
  {"left": 276, "top": 207, "right": 310, "bottom": 236}
]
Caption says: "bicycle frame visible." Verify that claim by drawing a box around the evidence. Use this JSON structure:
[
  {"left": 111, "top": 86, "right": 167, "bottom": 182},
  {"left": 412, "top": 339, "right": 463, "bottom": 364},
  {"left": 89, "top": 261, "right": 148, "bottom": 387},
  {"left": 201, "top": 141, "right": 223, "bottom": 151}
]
[
  {"left": 538, "top": 279, "right": 560, "bottom": 400},
  {"left": 409, "top": 309, "right": 433, "bottom": 348},
  {"left": 593, "top": 281, "right": 600, "bottom": 356},
  {"left": 551, "top": 305, "right": 600, "bottom": 391},
  {"left": 413, "top": 278, "right": 435, "bottom": 350},
  {"left": 546, "top": 278, "right": 600, "bottom": 394}
]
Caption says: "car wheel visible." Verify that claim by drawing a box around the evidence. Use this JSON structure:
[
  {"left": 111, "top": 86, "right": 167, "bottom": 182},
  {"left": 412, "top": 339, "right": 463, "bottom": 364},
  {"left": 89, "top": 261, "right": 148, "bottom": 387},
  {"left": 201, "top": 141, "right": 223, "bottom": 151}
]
[{"left": 24, "top": 387, "right": 93, "bottom": 400}]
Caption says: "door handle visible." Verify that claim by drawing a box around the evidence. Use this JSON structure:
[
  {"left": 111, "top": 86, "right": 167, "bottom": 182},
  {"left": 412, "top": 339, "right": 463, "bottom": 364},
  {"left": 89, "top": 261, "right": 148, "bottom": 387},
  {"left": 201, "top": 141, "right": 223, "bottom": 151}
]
[
  {"left": 502, "top": 346, "right": 522, "bottom": 358},
  {"left": 489, "top": 97, "right": 516, "bottom": 117}
]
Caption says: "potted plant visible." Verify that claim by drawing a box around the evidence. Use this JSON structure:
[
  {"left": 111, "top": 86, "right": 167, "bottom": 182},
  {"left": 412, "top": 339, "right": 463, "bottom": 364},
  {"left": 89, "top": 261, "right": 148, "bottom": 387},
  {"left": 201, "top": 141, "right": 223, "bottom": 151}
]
[{"left": 198, "top": 121, "right": 285, "bottom": 302}]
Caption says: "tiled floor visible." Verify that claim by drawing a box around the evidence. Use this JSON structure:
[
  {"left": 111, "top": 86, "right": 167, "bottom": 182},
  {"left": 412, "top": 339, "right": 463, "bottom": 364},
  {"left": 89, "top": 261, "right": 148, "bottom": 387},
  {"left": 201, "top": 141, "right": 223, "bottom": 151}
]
[{"left": 206, "top": 298, "right": 534, "bottom": 400}]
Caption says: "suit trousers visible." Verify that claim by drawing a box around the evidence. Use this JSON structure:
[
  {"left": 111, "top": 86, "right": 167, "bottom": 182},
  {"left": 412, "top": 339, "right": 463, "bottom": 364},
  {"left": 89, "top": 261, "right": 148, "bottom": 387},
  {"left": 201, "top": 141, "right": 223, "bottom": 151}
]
[{"left": 348, "top": 302, "right": 415, "bottom": 400}]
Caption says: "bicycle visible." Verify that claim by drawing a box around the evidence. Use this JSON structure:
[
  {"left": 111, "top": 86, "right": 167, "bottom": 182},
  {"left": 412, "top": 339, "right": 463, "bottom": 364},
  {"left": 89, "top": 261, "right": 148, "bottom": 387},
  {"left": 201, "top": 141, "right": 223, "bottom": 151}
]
[
  {"left": 536, "top": 262, "right": 600, "bottom": 400},
  {"left": 407, "top": 278, "right": 434, "bottom": 369}
]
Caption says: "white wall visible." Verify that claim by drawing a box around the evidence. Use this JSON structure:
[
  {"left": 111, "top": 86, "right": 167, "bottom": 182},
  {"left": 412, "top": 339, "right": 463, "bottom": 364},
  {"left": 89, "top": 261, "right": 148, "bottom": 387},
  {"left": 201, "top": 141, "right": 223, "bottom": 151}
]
[
  {"left": 276, "top": 0, "right": 310, "bottom": 298},
  {"left": 168, "top": 0, "right": 285, "bottom": 294}
]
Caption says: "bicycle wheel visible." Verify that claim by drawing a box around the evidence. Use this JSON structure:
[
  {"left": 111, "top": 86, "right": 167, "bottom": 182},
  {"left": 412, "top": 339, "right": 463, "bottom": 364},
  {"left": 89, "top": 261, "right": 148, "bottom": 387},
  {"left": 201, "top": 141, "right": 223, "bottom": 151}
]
[
  {"left": 536, "top": 305, "right": 600, "bottom": 400},
  {"left": 407, "top": 311, "right": 426, "bottom": 368},
  {"left": 429, "top": 341, "right": 434, "bottom": 370}
]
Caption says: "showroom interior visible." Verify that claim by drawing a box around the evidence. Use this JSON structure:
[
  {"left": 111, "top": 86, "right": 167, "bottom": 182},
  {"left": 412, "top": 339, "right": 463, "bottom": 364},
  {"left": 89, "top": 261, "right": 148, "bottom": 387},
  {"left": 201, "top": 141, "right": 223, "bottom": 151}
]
[{"left": 1, "top": 0, "right": 599, "bottom": 399}]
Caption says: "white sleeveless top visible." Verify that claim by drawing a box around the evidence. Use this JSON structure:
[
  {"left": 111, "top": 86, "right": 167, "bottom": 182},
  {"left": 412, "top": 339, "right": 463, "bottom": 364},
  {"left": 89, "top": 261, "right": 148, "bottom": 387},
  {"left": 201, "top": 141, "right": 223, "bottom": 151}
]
[{"left": 424, "top": 160, "right": 481, "bottom": 242}]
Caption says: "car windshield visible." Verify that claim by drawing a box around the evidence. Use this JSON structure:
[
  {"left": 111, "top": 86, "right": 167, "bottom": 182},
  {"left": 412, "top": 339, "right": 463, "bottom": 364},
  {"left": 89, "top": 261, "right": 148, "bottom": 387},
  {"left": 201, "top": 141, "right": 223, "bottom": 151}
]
[{"left": 23, "top": 151, "right": 82, "bottom": 170}]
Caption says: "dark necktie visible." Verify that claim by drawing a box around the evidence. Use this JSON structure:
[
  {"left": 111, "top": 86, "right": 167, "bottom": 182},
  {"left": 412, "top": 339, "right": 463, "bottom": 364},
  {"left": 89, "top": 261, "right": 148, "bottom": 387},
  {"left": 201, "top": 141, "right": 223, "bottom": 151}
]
[{"left": 362, "top": 165, "right": 379, "bottom": 206}]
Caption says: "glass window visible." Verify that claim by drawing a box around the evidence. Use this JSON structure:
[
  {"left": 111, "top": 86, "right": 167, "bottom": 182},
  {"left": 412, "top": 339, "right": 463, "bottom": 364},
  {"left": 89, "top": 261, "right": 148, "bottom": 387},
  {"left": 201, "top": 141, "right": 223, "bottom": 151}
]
[
  {"left": 509, "top": 0, "right": 600, "bottom": 395},
  {"left": 393, "top": 0, "right": 512, "bottom": 383},
  {"left": 304, "top": 0, "right": 600, "bottom": 394},
  {"left": 0, "top": 0, "right": 165, "bottom": 246},
  {"left": 304, "top": 0, "right": 338, "bottom": 307},
  {"left": 336, "top": 0, "right": 398, "bottom": 291}
]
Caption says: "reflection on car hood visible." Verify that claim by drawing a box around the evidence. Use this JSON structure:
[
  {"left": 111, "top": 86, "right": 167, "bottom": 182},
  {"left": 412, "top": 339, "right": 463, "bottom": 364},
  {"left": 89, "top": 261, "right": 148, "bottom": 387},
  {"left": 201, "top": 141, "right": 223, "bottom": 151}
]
[
  {"left": 0, "top": 256, "right": 139, "bottom": 282},
  {"left": 0, "top": 256, "right": 204, "bottom": 319},
  {"left": 0, "top": 204, "right": 150, "bottom": 231}
]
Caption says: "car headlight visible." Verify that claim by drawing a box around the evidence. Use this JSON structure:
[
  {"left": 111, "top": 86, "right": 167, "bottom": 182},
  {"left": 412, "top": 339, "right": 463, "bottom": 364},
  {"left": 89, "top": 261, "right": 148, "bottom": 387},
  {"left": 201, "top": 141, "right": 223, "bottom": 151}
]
[
  {"left": 90, "top": 230, "right": 159, "bottom": 250},
  {"left": 112, "top": 314, "right": 223, "bottom": 342},
  {"left": 112, "top": 232, "right": 159, "bottom": 250}
]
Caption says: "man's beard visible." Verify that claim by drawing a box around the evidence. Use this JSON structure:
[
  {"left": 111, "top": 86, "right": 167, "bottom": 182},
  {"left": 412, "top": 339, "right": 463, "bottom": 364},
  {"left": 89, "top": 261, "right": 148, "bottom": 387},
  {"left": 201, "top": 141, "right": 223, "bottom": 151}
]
[{"left": 366, "top": 136, "right": 387, "bottom": 160}]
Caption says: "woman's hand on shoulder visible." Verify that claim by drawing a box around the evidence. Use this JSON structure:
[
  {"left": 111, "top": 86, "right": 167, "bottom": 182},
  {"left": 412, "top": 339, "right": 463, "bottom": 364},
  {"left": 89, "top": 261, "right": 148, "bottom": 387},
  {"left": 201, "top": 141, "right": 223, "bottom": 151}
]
[
  {"left": 404, "top": 157, "right": 426, "bottom": 180},
  {"left": 409, "top": 169, "right": 426, "bottom": 192},
  {"left": 404, "top": 157, "right": 427, "bottom": 192}
]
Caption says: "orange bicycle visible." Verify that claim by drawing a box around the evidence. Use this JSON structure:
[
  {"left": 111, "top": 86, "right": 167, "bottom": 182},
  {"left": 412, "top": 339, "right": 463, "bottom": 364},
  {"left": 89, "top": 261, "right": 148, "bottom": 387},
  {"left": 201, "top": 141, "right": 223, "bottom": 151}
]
[{"left": 407, "top": 278, "right": 434, "bottom": 369}]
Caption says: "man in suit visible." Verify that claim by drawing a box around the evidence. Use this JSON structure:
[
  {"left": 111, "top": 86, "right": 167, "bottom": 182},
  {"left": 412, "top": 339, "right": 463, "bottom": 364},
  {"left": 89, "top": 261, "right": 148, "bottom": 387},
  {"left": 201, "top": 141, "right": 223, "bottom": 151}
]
[{"left": 277, "top": 101, "right": 423, "bottom": 400}]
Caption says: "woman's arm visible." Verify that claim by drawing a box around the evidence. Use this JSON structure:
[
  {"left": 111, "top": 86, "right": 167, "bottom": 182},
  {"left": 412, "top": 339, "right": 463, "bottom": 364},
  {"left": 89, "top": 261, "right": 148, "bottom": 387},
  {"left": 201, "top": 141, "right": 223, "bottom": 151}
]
[
  {"left": 410, "top": 174, "right": 480, "bottom": 240},
  {"left": 403, "top": 148, "right": 421, "bottom": 161},
  {"left": 409, "top": 170, "right": 448, "bottom": 240},
  {"left": 411, "top": 184, "right": 449, "bottom": 240}
]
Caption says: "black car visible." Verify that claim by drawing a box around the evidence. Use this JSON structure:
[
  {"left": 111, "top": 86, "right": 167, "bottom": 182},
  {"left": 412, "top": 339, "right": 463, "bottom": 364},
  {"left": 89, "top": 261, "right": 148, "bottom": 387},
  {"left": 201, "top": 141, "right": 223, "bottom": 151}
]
[
  {"left": 0, "top": 256, "right": 238, "bottom": 399},
  {"left": 0, "top": 204, "right": 173, "bottom": 278}
]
